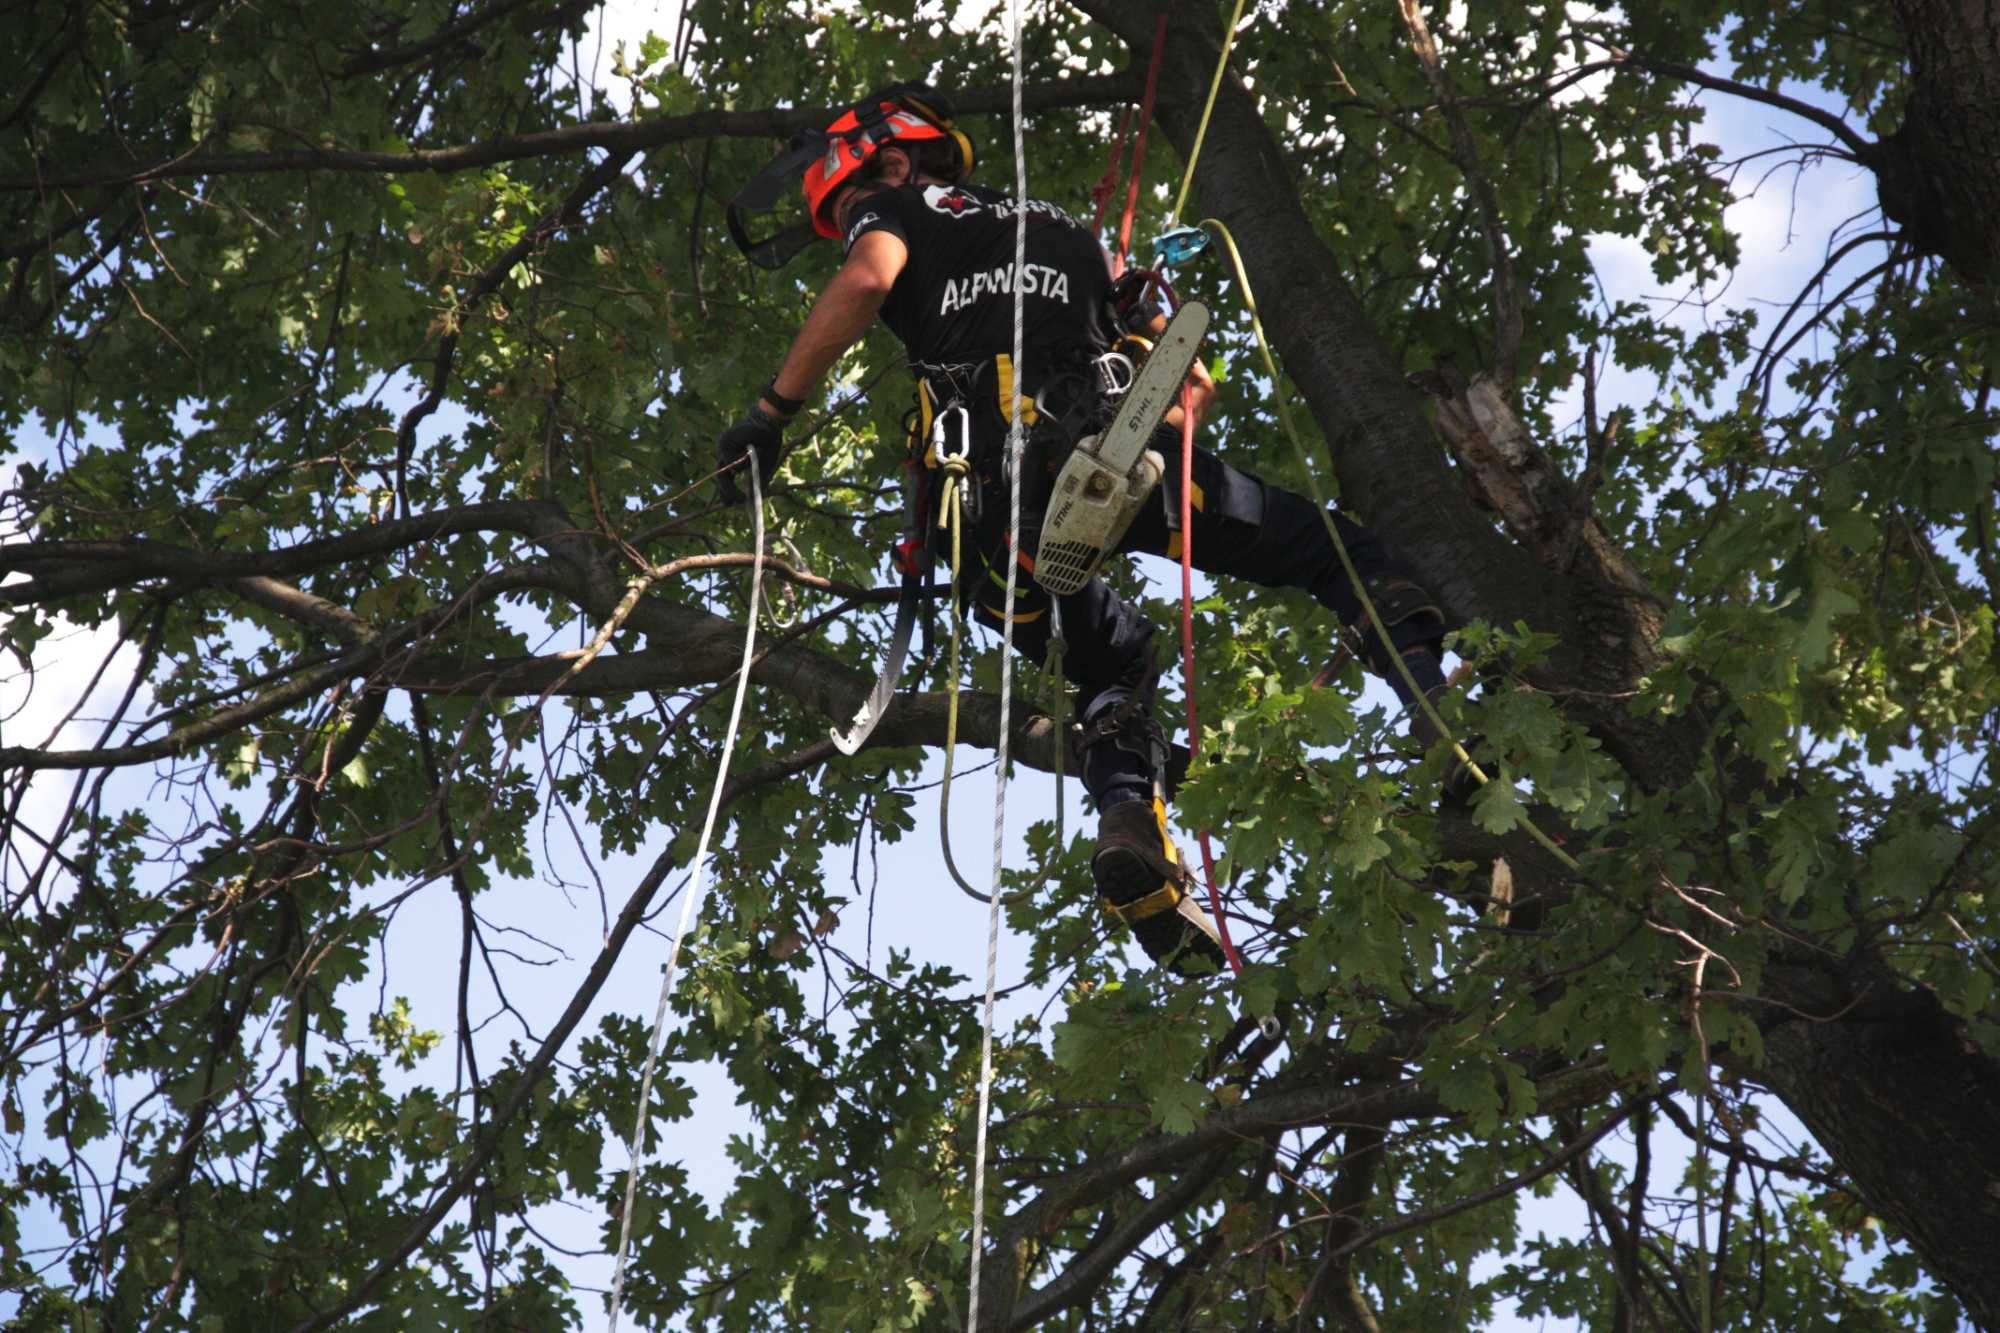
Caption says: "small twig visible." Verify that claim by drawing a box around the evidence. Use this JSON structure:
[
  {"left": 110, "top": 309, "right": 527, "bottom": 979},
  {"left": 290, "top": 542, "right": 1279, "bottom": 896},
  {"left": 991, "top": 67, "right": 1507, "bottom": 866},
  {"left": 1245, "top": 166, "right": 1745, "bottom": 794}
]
[{"left": 1396, "top": 0, "right": 1522, "bottom": 393}]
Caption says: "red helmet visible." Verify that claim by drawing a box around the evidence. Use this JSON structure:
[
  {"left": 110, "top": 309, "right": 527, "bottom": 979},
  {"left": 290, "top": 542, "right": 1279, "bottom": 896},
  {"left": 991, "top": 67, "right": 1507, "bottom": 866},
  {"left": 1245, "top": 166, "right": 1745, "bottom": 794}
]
[{"left": 801, "top": 88, "right": 975, "bottom": 239}]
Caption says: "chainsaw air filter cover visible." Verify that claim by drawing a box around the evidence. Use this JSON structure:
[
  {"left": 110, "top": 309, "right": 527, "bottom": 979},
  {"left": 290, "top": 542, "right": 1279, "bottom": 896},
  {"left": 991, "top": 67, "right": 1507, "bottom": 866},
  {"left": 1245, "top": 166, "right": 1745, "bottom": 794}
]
[{"left": 1034, "top": 445, "right": 1164, "bottom": 595}]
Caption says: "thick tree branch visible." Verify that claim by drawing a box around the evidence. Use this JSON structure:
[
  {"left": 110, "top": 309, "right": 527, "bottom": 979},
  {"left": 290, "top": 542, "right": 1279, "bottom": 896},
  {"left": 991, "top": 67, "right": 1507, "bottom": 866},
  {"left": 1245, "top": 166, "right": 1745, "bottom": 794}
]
[
  {"left": 1298, "top": 1114, "right": 1389, "bottom": 1332},
  {"left": 1073, "top": 0, "right": 1697, "bottom": 786},
  {"left": 335, "top": 0, "right": 591, "bottom": 78},
  {"left": 1002, "top": 1149, "right": 1234, "bottom": 1330},
  {"left": 975, "top": 1059, "right": 1621, "bottom": 1323},
  {"left": 0, "top": 565, "right": 546, "bottom": 772},
  {"left": 1602, "top": 46, "right": 1875, "bottom": 158},
  {"left": 1, "top": 500, "right": 570, "bottom": 607},
  {"left": 0, "top": 79, "right": 1142, "bottom": 191},
  {"left": 1318, "top": 1098, "right": 1641, "bottom": 1266}
]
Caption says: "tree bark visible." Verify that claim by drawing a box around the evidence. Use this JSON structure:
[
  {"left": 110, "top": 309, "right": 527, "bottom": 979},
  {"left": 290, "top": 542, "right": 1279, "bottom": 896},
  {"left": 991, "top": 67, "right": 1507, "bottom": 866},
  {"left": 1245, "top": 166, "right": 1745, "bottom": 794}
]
[
  {"left": 1757, "top": 962, "right": 2000, "bottom": 1332},
  {"left": 1872, "top": 0, "right": 2000, "bottom": 293}
]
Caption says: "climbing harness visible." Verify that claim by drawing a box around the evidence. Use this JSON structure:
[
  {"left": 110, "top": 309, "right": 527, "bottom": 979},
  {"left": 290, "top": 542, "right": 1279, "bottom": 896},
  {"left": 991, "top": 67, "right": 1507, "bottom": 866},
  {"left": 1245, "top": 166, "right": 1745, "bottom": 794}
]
[
  {"left": 606, "top": 455, "right": 768, "bottom": 1331},
  {"left": 965, "top": 2, "right": 1029, "bottom": 1321}
]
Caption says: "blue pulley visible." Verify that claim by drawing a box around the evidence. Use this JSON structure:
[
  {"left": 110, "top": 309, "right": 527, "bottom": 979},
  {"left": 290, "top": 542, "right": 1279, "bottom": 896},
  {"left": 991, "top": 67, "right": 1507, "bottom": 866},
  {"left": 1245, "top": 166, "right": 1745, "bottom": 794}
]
[{"left": 1151, "top": 224, "right": 1212, "bottom": 267}]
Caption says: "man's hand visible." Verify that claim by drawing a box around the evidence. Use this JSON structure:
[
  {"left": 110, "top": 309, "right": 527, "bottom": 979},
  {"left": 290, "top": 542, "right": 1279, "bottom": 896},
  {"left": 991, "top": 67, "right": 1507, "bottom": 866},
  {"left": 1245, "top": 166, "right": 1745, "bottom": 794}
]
[
  {"left": 714, "top": 404, "right": 786, "bottom": 504},
  {"left": 719, "top": 228, "right": 904, "bottom": 505}
]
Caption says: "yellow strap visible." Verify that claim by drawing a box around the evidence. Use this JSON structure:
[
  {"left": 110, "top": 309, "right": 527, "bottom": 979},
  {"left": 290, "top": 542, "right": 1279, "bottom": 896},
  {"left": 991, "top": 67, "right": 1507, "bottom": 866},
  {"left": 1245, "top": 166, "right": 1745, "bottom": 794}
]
[
  {"left": 1100, "top": 879, "right": 1185, "bottom": 925},
  {"left": 918, "top": 379, "right": 939, "bottom": 466},
  {"left": 1152, "top": 795, "right": 1180, "bottom": 867},
  {"left": 975, "top": 601, "right": 1047, "bottom": 626},
  {"left": 1201, "top": 215, "right": 1585, "bottom": 877},
  {"left": 992, "top": 354, "right": 1040, "bottom": 427}
]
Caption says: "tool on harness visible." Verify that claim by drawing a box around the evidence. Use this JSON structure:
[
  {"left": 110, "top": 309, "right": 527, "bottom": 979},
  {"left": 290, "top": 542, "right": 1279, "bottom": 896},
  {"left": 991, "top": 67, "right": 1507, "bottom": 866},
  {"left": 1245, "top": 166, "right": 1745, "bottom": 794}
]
[
  {"left": 930, "top": 403, "right": 977, "bottom": 528},
  {"left": 830, "top": 403, "right": 969, "bottom": 755},
  {"left": 726, "top": 82, "right": 975, "bottom": 271},
  {"left": 1034, "top": 300, "right": 1210, "bottom": 595},
  {"left": 934, "top": 412, "right": 1034, "bottom": 909}
]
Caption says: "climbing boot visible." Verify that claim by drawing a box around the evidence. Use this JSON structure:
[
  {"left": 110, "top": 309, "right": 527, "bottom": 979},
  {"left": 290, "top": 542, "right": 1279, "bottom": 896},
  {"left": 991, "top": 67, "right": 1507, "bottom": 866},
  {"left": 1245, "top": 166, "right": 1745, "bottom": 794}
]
[{"left": 1092, "top": 800, "right": 1226, "bottom": 974}]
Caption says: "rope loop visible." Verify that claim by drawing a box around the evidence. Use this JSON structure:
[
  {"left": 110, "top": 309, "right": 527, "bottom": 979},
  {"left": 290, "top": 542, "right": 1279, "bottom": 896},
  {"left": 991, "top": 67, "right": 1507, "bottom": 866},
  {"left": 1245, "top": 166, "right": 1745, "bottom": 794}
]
[{"left": 607, "top": 453, "right": 766, "bottom": 1330}]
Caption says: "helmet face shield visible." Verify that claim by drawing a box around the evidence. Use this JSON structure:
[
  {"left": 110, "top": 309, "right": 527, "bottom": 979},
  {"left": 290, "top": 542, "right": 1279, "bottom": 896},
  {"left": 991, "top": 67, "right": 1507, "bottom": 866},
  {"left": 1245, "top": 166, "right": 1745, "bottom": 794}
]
[{"left": 726, "top": 131, "right": 834, "bottom": 271}]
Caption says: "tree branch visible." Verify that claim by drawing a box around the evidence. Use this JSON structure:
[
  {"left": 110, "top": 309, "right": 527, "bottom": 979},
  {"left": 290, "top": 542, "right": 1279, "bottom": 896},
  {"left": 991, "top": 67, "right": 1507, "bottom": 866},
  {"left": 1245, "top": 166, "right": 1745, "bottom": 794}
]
[
  {"left": 1396, "top": 0, "right": 1523, "bottom": 393},
  {"left": 0, "top": 78, "right": 1143, "bottom": 191},
  {"left": 1002, "top": 1149, "right": 1234, "bottom": 1330},
  {"left": 1599, "top": 45, "right": 1875, "bottom": 158},
  {"left": 1, "top": 500, "right": 571, "bottom": 607},
  {"left": 286, "top": 731, "right": 836, "bottom": 1333},
  {"left": 1321, "top": 1098, "right": 1641, "bottom": 1268}
]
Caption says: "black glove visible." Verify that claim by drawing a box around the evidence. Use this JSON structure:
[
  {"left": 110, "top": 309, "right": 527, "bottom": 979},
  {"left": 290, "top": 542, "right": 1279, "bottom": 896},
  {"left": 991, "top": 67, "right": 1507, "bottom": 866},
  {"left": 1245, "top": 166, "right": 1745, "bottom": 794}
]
[{"left": 714, "top": 404, "right": 786, "bottom": 505}]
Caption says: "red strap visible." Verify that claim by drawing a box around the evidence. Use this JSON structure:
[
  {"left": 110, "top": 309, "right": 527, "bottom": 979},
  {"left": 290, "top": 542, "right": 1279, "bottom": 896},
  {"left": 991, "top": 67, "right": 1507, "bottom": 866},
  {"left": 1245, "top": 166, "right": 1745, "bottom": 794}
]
[
  {"left": 1113, "top": 13, "right": 1171, "bottom": 277},
  {"left": 1090, "top": 106, "right": 1134, "bottom": 238},
  {"left": 1177, "top": 381, "right": 1245, "bottom": 977}
]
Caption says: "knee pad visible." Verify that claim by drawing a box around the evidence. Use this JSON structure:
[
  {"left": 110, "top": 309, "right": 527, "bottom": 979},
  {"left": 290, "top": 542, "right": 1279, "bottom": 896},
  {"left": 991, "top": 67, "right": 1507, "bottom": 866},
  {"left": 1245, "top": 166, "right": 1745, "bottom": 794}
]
[{"left": 1073, "top": 690, "right": 1171, "bottom": 802}]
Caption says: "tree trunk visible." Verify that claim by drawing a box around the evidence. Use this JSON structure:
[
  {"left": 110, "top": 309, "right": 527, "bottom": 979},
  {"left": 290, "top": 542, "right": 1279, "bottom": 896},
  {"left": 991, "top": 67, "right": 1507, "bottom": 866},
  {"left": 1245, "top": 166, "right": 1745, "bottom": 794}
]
[
  {"left": 1872, "top": 0, "right": 2000, "bottom": 293},
  {"left": 1758, "top": 965, "right": 2000, "bottom": 1331}
]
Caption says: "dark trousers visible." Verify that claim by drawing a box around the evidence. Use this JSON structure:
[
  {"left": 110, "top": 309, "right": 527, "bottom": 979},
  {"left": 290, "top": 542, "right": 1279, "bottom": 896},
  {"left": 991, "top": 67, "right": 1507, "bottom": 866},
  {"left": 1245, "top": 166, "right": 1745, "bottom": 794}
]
[{"left": 948, "top": 429, "right": 1435, "bottom": 805}]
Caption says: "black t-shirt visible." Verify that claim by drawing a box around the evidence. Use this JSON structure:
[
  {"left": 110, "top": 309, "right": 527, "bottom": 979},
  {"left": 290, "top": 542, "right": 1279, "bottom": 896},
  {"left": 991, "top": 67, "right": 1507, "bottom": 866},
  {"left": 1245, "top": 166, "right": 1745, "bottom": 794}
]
[{"left": 841, "top": 182, "right": 1118, "bottom": 381}]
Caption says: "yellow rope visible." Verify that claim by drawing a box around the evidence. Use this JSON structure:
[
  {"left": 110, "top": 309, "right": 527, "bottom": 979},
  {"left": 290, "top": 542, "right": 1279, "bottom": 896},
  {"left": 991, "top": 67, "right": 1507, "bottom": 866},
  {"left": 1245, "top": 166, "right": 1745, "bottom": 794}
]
[
  {"left": 1154, "top": 0, "right": 1581, "bottom": 874},
  {"left": 1198, "top": 216, "right": 1584, "bottom": 876},
  {"left": 937, "top": 461, "right": 1037, "bottom": 907},
  {"left": 1167, "top": 0, "right": 1250, "bottom": 231}
]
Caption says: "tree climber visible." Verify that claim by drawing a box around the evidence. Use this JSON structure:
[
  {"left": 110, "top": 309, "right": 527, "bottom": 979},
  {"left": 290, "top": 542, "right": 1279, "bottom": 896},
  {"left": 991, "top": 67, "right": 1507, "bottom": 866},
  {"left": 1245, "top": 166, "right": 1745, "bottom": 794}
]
[{"left": 718, "top": 86, "right": 1449, "bottom": 972}]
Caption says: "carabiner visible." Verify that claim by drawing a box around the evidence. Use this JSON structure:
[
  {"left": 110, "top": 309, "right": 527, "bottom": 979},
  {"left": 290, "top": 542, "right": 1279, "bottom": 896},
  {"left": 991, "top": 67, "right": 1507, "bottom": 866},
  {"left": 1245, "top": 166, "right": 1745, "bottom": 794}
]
[
  {"left": 1093, "top": 351, "right": 1137, "bottom": 399},
  {"left": 932, "top": 403, "right": 975, "bottom": 529},
  {"left": 932, "top": 402, "right": 972, "bottom": 469}
]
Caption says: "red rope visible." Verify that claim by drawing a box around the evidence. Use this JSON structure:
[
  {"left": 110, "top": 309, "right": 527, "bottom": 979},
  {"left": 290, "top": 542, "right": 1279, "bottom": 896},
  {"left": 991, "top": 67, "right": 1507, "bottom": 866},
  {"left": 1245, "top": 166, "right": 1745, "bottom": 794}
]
[
  {"left": 1089, "top": 105, "right": 1134, "bottom": 240},
  {"left": 1177, "top": 383, "right": 1244, "bottom": 976},
  {"left": 1115, "top": 13, "right": 1170, "bottom": 277}
]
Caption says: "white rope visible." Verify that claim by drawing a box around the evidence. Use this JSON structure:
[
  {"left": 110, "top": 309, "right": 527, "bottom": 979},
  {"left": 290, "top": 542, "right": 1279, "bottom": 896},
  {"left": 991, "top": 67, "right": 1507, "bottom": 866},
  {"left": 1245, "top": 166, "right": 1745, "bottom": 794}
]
[
  {"left": 606, "top": 454, "right": 766, "bottom": 1331},
  {"left": 965, "top": 3, "right": 1028, "bottom": 1325}
]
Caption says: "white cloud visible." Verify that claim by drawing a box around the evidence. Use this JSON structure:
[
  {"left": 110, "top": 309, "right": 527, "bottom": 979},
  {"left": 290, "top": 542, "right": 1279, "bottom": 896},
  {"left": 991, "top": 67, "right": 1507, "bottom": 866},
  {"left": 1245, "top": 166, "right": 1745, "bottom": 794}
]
[
  {"left": 0, "top": 613, "right": 151, "bottom": 891},
  {"left": 570, "top": 0, "right": 690, "bottom": 118}
]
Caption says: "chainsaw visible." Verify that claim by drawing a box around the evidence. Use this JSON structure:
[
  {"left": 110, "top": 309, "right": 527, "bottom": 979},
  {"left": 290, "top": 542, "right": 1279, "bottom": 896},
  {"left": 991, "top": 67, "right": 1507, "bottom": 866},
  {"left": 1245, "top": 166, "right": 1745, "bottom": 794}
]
[{"left": 1033, "top": 300, "right": 1209, "bottom": 596}]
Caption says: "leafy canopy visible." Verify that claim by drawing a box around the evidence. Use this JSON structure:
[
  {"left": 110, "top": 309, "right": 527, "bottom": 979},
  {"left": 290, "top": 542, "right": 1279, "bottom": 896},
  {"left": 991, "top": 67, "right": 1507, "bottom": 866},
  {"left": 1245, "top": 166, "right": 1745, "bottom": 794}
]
[{"left": 0, "top": 0, "right": 1993, "bottom": 1330}]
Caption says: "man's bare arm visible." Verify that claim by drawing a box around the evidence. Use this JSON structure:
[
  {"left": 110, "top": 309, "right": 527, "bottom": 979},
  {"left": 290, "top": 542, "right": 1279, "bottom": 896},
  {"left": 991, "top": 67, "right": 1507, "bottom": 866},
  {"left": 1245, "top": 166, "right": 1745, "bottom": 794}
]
[{"left": 766, "top": 230, "right": 908, "bottom": 411}]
